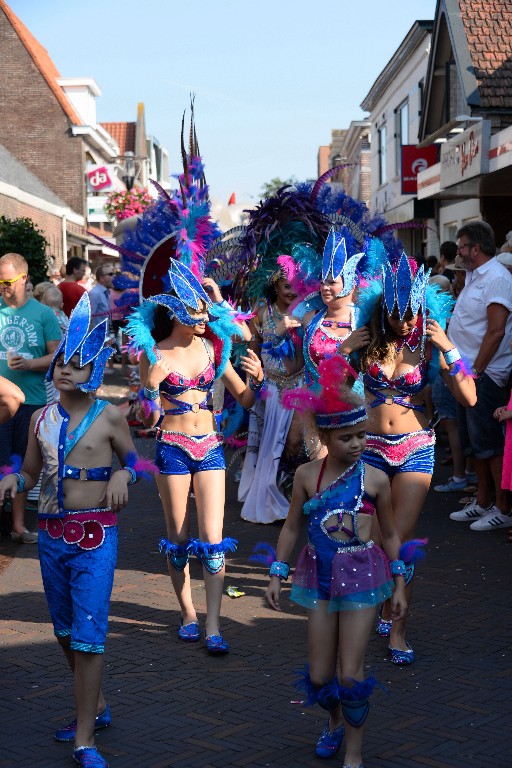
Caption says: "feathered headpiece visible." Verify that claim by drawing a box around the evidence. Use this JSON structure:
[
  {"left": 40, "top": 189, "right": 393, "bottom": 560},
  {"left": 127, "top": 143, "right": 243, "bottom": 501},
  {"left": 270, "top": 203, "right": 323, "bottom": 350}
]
[
  {"left": 321, "top": 227, "right": 365, "bottom": 297},
  {"left": 46, "top": 293, "right": 113, "bottom": 392},
  {"left": 383, "top": 252, "right": 430, "bottom": 321},
  {"left": 282, "top": 356, "right": 367, "bottom": 429},
  {"left": 146, "top": 259, "right": 215, "bottom": 326}
]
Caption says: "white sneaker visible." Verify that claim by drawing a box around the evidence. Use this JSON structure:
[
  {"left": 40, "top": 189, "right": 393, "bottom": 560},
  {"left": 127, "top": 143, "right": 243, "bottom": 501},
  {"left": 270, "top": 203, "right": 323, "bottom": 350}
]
[
  {"left": 470, "top": 506, "right": 512, "bottom": 531},
  {"left": 449, "top": 498, "right": 490, "bottom": 521}
]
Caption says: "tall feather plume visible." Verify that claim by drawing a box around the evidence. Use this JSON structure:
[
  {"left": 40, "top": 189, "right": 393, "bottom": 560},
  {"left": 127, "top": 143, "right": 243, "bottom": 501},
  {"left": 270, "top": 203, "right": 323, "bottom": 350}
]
[{"left": 310, "top": 164, "right": 355, "bottom": 203}]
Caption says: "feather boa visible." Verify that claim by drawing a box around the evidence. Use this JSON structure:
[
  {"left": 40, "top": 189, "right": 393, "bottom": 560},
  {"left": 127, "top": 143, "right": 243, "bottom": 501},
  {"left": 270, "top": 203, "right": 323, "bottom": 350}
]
[
  {"left": 123, "top": 451, "right": 159, "bottom": 480},
  {"left": 399, "top": 538, "right": 428, "bottom": 564},
  {"left": 189, "top": 537, "right": 238, "bottom": 556},
  {"left": 248, "top": 542, "right": 276, "bottom": 567},
  {"left": 0, "top": 454, "right": 22, "bottom": 479}
]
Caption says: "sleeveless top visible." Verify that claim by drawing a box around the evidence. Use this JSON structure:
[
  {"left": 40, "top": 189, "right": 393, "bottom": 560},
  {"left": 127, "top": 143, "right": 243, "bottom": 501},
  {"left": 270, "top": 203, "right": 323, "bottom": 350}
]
[{"left": 159, "top": 337, "right": 215, "bottom": 416}]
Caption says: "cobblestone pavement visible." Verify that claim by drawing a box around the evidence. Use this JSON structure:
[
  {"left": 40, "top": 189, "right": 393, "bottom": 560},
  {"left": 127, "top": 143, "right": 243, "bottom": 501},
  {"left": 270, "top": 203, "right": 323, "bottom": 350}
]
[{"left": 0, "top": 374, "right": 511, "bottom": 768}]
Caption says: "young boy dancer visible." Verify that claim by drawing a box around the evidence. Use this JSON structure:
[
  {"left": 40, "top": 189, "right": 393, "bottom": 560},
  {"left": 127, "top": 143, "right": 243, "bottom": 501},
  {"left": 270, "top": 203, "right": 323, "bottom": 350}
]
[{"left": 0, "top": 293, "right": 150, "bottom": 768}]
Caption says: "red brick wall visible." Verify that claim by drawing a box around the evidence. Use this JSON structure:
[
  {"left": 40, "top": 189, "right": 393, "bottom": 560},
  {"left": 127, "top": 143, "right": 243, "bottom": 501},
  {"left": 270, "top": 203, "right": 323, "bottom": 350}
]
[
  {"left": 0, "top": 8, "right": 85, "bottom": 216},
  {"left": 0, "top": 192, "right": 65, "bottom": 272}
]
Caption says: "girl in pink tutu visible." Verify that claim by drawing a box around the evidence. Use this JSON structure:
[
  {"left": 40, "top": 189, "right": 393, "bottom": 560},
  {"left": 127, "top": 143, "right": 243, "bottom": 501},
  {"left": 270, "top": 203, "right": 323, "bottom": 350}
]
[{"left": 265, "top": 358, "right": 407, "bottom": 768}]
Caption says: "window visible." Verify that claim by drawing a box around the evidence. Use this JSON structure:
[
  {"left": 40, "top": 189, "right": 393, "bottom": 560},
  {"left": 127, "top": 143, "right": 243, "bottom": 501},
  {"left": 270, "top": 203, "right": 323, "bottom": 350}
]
[
  {"left": 378, "top": 124, "right": 387, "bottom": 185},
  {"left": 395, "top": 101, "right": 409, "bottom": 176}
]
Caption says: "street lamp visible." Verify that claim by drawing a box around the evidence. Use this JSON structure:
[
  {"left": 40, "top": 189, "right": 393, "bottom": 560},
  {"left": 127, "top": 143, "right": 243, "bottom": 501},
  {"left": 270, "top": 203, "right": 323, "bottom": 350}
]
[{"left": 122, "top": 151, "right": 136, "bottom": 191}]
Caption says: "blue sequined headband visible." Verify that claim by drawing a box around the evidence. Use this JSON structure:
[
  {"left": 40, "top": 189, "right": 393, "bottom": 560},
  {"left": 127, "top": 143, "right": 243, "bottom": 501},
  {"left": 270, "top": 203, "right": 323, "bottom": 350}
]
[
  {"left": 146, "top": 259, "right": 216, "bottom": 326},
  {"left": 383, "top": 252, "right": 430, "bottom": 321},
  {"left": 46, "top": 292, "right": 113, "bottom": 392},
  {"left": 322, "top": 227, "right": 364, "bottom": 298},
  {"left": 316, "top": 405, "right": 367, "bottom": 430}
]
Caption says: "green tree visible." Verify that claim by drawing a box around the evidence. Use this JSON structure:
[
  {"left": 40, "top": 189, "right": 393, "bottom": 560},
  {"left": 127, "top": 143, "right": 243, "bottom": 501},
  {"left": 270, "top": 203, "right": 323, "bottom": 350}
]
[
  {"left": 0, "top": 216, "right": 49, "bottom": 284},
  {"left": 259, "top": 176, "right": 298, "bottom": 199}
]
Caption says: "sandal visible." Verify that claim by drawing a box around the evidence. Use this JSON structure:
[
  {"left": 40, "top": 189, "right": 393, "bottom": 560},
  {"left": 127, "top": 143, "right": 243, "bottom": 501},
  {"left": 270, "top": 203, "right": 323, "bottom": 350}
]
[
  {"left": 205, "top": 632, "right": 229, "bottom": 655},
  {"left": 55, "top": 705, "right": 111, "bottom": 742},
  {"left": 73, "top": 746, "right": 109, "bottom": 767},
  {"left": 389, "top": 641, "right": 414, "bottom": 665},
  {"left": 177, "top": 620, "right": 200, "bottom": 642},
  {"left": 375, "top": 608, "right": 391, "bottom": 638},
  {"left": 315, "top": 721, "right": 344, "bottom": 758}
]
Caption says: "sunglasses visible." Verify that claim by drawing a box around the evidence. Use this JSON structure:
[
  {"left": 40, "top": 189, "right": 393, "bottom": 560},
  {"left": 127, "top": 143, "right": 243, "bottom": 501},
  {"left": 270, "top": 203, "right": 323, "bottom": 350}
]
[{"left": 0, "top": 272, "right": 26, "bottom": 287}]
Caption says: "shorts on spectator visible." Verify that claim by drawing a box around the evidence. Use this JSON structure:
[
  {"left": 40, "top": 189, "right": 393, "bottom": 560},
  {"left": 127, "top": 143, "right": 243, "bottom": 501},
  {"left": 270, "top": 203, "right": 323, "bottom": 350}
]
[
  {"left": 457, "top": 373, "right": 508, "bottom": 460},
  {"left": 432, "top": 376, "right": 457, "bottom": 420}
]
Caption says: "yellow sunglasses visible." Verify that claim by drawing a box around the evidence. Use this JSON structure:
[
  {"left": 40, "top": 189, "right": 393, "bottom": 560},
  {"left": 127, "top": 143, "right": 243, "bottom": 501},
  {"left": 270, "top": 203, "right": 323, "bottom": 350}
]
[{"left": 0, "top": 272, "right": 26, "bottom": 287}]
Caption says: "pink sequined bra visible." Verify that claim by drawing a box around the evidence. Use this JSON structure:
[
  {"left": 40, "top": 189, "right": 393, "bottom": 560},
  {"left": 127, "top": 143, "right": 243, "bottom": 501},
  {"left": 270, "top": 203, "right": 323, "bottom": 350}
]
[{"left": 363, "top": 359, "right": 427, "bottom": 412}]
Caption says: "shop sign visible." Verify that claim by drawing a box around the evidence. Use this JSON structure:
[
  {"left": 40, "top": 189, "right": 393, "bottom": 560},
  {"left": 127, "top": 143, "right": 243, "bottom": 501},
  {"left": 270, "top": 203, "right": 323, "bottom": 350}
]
[
  {"left": 440, "top": 120, "right": 491, "bottom": 188},
  {"left": 87, "top": 195, "right": 108, "bottom": 223},
  {"left": 401, "top": 145, "right": 439, "bottom": 194},
  {"left": 86, "top": 165, "right": 115, "bottom": 192}
]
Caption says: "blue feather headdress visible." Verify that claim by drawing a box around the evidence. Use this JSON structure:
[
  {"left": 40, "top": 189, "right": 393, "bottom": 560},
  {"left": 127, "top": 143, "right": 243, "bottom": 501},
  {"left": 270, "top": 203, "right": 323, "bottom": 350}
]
[
  {"left": 46, "top": 293, "right": 113, "bottom": 392},
  {"left": 321, "top": 227, "right": 364, "bottom": 297}
]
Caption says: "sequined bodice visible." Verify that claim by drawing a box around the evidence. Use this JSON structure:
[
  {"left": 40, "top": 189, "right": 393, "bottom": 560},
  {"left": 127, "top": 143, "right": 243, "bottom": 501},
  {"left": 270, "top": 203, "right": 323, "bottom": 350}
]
[
  {"left": 159, "top": 338, "right": 215, "bottom": 399},
  {"left": 304, "top": 460, "right": 375, "bottom": 547},
  {"left": 363, "top": 359, "right": 427, "bottom": 397},
  {"left": 309, "top": 325, "right": 345, "bottom": 365}
]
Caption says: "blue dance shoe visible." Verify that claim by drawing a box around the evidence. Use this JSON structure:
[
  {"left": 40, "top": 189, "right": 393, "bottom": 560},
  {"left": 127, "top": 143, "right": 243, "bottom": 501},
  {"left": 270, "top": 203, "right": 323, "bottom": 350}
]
[
  {"left": 205, "top": 632, "right": 230, "bottom": 655},
  {"left": 178, "top": 620, "right": 200, "bottom": 642},
  {"left": 73, "top": 746, "right": 109, "bottom": 767},
  {"left": 315, "top": 721, "right": 345, "bottom": 758},
  {"left": 375, "top": 608, "right": 392, "bottom": 638},
  {"left": 54, "top": 705, "right": 111, "bottom": 742},
  {"left": 389, "top": 641, "right": 414, "bottom": 665}
]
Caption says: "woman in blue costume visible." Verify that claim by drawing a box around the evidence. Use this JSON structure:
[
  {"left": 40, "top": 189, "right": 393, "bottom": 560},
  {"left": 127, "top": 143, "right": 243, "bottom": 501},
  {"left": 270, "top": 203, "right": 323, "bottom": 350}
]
[
  {"left": 355, "top": 253, "right": 476, "bottom": 664},
  {"left": 133, "top": 260, "right": 263, "bottom": 655},
  {"left": 265, "top": 357, "right": 407, "bottom": 768}
]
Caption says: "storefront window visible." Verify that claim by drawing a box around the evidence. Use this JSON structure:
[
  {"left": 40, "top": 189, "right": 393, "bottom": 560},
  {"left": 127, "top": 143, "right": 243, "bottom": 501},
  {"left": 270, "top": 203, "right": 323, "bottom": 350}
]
[
  {"left": 378, "top": 124, "right": 387, "bottom": 186},
  {"left": 395, "top": 101, "right": 409, "bottom": 176}
]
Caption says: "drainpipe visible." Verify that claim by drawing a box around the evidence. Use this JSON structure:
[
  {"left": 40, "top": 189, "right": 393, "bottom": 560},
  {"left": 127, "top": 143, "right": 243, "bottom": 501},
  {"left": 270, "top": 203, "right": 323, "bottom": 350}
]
[{"left": 62, "top": 213, "right": 68, "bottom": 267}]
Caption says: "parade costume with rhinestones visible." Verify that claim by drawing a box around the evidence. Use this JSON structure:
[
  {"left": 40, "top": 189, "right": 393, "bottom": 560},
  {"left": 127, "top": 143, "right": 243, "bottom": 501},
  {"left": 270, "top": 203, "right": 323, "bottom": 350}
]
[
  {"left": 210, "top": 181, "right": 388, "bottom": 522},
  {"left": 355, "top": 253, "right": 453, "bottom": 477},
  {"left": 292, "top": 458, "right": 393, "bottom": 611},
  {"left": 36, "top": 294, "right": 117, "bottom": 652}
]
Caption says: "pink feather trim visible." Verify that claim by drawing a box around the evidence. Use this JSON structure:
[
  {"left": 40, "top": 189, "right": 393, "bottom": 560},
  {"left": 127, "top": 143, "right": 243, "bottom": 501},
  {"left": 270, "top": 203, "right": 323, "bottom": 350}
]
[
  {"left": 133, "top": 457, "right": 160, "bottom": 476},
  {"left": 224, "top": 435, "right": 248, "bottom": 449}
]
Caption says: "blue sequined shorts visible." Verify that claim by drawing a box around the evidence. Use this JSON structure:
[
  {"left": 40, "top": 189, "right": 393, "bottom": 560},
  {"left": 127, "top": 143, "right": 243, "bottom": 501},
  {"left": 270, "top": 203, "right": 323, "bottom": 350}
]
[
  {"left": 38, "top": 526, "right": 118, "bottom": 653},
  {"left": 155, "top": 431, "right": 226, "bottom": 475},
  {"left": 363, "top": 430, "right": 435, "bottom": 477}
]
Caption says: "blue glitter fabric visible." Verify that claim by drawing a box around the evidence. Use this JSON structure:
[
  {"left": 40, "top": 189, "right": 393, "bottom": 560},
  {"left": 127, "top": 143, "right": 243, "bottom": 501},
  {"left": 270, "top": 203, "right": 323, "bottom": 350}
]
[
  {"left": 321, "top": 227, "right": 364, "bottom": 298},
  {"left": 155, "top": 435, "right": 226, "bottom": 475},
  {"left": 46, "top": 293, "right": 113, "bottom": 392},
  {"left": 39, "top": 526, "right": 118, "bottom": 653},
  {"left": 382, "top": 252, "right": 430, "bottom": 321}
]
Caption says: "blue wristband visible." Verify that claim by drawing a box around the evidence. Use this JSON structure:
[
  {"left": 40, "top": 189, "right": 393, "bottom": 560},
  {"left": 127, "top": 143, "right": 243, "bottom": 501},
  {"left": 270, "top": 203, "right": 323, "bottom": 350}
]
[
  {"left": 122, "top": 466, "right": 137, "bottom": 486},
  {"left": 269, "top": 560, "right": 290, "bottom": 580},
  {"left": 143, "top": 386, "right": 160, "bottom": 401},
  {"left": 13, "top": 472, "right": 25, "bottom": 493},
  {"left": 443, "top": 347, "right": 461, "bottom": 366},
  {"left": 390, "top": 559, "right": 406, "bottom": 576}
]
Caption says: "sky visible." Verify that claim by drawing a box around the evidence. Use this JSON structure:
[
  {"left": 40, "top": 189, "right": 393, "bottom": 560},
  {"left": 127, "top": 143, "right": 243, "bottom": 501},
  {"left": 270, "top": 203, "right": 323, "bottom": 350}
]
[{"left": 9, "top": 0, "right": 436, "bottom": 205}]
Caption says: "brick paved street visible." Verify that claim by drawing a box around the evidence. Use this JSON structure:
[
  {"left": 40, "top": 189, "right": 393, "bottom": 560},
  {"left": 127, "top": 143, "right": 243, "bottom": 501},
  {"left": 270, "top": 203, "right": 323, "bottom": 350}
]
[{"left": 1, "top": 378, "right": 511, "bottom": 768}]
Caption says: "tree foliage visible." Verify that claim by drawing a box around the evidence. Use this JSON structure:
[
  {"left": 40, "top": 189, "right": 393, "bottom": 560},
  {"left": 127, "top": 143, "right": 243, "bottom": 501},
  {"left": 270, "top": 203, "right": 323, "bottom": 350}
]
[
  {"left": 0, "top": 216, "right": 50, "bottom": 284},
  {"left": 259, "top": 176, "right": 298, "bottom": 200}
]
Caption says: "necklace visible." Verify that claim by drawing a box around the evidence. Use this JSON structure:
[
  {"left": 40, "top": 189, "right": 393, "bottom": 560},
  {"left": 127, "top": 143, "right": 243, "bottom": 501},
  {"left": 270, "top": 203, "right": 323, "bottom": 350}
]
[{"left": 322, "top": 320, "right": 352, "bottom": 329}]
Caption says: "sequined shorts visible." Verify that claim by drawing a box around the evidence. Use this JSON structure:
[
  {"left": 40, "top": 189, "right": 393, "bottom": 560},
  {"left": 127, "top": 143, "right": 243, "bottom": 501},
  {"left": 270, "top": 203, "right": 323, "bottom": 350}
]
[
  {"left": 39, "top": 523, "right": 118, "bottom": 654},
  {"left": 155, "top": 430, "right": 226, "bottom": 475},
  {"left": 363, "top": 429, "right": 435, "bottom": 477}
]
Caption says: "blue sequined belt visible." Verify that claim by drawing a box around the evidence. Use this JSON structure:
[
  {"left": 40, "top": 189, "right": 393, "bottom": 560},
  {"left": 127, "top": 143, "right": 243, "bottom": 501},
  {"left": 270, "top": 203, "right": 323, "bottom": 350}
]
[{"left": 62, "top": 465, "right": 112, "bottom": 481}]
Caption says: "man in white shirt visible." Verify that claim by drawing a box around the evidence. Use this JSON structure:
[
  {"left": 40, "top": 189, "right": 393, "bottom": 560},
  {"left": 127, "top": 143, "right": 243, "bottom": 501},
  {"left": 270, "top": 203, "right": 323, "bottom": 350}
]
[{"left": 448, "top": 221, "right": 512, "bottom": 531}]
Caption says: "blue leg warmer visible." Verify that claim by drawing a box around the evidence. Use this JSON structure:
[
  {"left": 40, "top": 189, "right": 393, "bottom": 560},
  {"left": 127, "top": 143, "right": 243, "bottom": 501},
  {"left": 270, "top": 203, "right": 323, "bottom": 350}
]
[
  {"left": 338, "top": 676, "right": 385, "bottom": 728},
  {"left": 159, "top": 538, "right": 192, "bottom": 572},
  {"left": 294, "top": 665, "right": 340, "bottom": 710},
  {"left": 191, "top": 537, "right": 238, "bottom": 575}
]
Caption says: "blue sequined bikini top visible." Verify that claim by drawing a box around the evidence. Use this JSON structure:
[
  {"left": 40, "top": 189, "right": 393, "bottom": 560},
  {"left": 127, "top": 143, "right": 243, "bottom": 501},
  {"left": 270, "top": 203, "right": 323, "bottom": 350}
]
[
  {"left": 159, "top": 338, "right": 215, "bottom": 399},
  {"left": 363, "top": 359, "right": 427, "bottom": 397}
]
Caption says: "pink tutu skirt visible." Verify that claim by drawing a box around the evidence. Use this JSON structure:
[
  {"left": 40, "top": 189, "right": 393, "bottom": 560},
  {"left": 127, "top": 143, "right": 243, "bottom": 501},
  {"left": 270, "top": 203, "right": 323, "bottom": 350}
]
[{"left": 291, "top": 540, "right": 394, "bottom": 612}]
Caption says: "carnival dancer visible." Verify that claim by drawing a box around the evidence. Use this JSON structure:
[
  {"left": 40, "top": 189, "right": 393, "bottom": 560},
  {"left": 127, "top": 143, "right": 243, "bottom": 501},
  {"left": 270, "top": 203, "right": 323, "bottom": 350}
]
[
  {"left": 237, "top": 269, "right": 305, "bottom": 522},
  {"left": 355, "top": 253, "right": 476, "bottom": 664},
  {"left": 302, "top": 227, "right": 370, "bottom": 394},
  {"left": 0, "top": 293, "right": 149, "bottom": 768},
  {"left": 265, "top": 357, "right": 407, "bottom": 768},
  {"left": 134, "top": 260, "right": 263, "bottom": 654}
]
